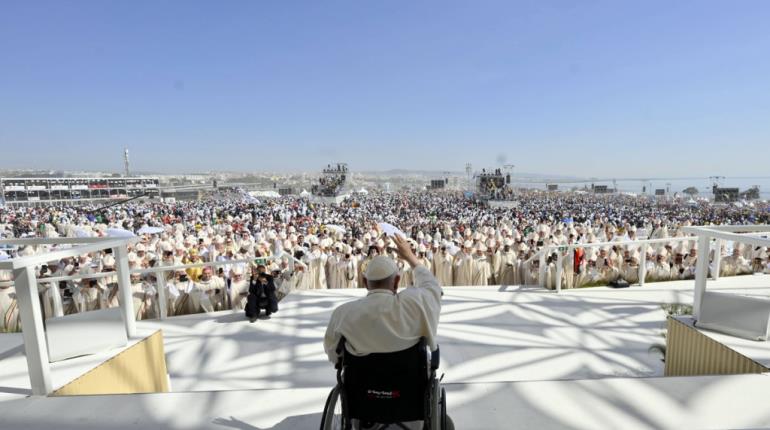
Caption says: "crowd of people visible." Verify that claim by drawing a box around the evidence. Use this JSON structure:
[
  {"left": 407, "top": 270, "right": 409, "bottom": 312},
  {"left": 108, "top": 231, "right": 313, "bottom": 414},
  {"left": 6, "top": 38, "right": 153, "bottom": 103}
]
[{"left": 1, "top": 190, "right": 770, "bottom": 332}]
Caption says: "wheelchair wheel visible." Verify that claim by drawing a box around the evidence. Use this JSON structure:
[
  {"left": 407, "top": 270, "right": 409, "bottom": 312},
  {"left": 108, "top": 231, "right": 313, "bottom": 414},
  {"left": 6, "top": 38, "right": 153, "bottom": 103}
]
[
  {"left": 320, "top": 384, "right": 346, "bottom": 430},
  {"left": 440, "top": 387, "right": 447, "bottom": 430},
  {"left": 429, "top": 379, "right": 444, "bottom": 430}
]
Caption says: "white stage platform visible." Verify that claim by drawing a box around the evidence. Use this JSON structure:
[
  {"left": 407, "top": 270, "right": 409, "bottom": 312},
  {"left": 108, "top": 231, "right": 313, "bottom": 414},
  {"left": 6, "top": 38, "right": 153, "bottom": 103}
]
[{"left": 2, "top": 275, "right": 770, "bottom": 429}]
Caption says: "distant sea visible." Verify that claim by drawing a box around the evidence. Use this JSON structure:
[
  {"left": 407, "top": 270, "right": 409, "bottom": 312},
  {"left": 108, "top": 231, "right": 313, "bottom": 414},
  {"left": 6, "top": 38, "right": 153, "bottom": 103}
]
[{"left": 514, "top": 177, "right": 770, "bottom": 199}]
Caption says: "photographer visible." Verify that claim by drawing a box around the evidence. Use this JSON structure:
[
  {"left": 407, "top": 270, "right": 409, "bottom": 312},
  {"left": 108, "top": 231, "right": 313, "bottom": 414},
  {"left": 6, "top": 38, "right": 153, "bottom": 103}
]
[{"left": 246, "top": 265, "right": 278, "bottom": 323}]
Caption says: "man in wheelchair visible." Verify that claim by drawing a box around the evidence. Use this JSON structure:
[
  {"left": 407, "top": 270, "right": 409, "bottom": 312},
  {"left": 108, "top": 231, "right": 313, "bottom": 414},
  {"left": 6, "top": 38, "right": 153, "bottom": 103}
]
[{"left": 322, "top": 234, "right": 453, "bottom": 430}]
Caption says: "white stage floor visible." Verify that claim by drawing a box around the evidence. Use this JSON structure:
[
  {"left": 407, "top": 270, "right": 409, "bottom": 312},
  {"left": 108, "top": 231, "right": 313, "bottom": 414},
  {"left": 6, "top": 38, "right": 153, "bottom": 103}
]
[{"left": 1, "top": 275, "right": 769, "bottom": 429}]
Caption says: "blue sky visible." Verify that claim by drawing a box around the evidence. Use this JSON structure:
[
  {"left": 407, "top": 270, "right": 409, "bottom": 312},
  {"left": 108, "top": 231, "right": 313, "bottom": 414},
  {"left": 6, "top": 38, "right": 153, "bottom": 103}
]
[{"left": 1, "top": 1, "right": 769, "bottom": 176}]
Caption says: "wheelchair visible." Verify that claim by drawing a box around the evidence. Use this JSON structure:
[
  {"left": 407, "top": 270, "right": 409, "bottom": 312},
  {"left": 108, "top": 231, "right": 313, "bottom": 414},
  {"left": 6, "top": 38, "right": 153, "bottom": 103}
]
[{"left": 320, "top": 337, "right": 447, "bottom": 430}]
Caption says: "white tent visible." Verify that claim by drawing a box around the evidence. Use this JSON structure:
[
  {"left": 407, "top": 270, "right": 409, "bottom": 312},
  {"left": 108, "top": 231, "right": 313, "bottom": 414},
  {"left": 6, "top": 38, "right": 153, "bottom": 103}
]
[
  {"left": 299, "top": 189, "right": 311, "bottom": 197},
  {"left": 358, "top": 188, "right": 369, "bottom": 195}
]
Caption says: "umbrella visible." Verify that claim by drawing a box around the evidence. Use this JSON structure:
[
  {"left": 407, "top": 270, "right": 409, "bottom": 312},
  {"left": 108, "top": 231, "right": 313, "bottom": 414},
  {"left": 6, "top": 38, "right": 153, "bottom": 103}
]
[
  {"left": 106, "top": 228, "right": 136, "bottom": 238},
  {"left": 326, "top": 224, "right": 346, "bottom": 234},
  {"left": 378, "top": 222, "right": 406, "bottom": 238},
  {"left": 137, "top": 226, "right": 164, "bottom": 235}
]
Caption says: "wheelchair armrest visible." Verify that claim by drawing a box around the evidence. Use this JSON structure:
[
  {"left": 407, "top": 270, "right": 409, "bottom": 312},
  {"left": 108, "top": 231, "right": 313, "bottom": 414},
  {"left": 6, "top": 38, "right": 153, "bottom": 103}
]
[
  {"left": 430, "top": 346, "right": 440, "bottom": 370},
  {"left": 334, "top": 337, "right": 346, "bottom": 370}
]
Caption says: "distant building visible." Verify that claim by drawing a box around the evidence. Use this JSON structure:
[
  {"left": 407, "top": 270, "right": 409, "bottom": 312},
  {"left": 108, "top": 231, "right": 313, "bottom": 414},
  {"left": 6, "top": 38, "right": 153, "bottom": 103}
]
[{"left": 0, "top": 177, "right": 160, "bottom": 205}]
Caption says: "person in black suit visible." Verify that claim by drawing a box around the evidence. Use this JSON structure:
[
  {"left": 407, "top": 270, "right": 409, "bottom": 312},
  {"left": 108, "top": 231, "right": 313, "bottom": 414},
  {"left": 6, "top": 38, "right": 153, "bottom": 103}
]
[{"left": 246, "top": 266, "right": 278, "bottom": 323}]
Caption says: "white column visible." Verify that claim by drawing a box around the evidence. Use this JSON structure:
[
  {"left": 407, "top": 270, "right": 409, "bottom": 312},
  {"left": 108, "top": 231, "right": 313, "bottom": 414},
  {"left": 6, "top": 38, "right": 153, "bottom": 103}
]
[
  {"left": 113, "top": 246, "right": 137, "bottom": 337},
  {"left": 555, "top": 250, "right": 563, "bottom": 293},
  {"left": 156, "top": 269, "right": 168, "bottom": 320},
  {"left": 712, "top": 239, "right": 722, "bottom": 281},
  {"left": 693, "top": 235, "right": 710, "bottom": 320},
  {"left": 538, "top": 247, "right": 548, "bottom": 288},
  {"left": 13, "top": 265, "right": 53, "bottom": 395},
  {"left": 49, "top": 281, "right": 64, "bottom": 317},
  {"left": 639, "top": 243, "right": 648, "bottom": 287}
]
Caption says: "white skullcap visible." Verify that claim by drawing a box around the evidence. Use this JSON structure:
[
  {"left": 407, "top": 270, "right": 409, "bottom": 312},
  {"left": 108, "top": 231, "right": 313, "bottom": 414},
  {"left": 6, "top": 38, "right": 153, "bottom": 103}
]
[
  {"left": 364, "top": 256, "right": 398, "bottom": 281},
  {"left": 135, "top": 244, "right": 146, "bottom": 252}
]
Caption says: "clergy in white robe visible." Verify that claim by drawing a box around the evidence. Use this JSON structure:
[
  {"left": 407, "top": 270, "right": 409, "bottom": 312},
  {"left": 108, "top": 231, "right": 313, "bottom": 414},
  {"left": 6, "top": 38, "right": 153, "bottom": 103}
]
[
  {"left": 433, "top": 248, "right": 453, "bottom": 287},
  {"left": 0, "top": 270, "right": 20, "bottom": 332},
  {"left": 453, "top": 245, "right": 475, "bottom": 286},
  {"left": 130, "top": 274, "right": 156, "bottom": 321},
  {"left": 326, "top": 251, "right": 340, "bottom": 289},
  {"left": 194, "top": 267, "right": 226, "bottom": 312},
  {"left": 338, "top": 254, "right": 358, "bottom": 289},
  {"left": 472, "top": 246, "right": 491, "bottom": 286},
  {"left": 229, "top": 266, "right": 249, "bottom": 310},
  {"left": 498, "top": 246, "right": 518, "bottom": 286}
]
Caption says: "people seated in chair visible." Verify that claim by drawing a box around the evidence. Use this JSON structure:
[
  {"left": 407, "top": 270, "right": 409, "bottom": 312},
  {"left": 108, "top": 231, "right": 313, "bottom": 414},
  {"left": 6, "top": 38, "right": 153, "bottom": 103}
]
[
  {"left": 324, "top": 233, "right": 454, "bottom": 429},
  {"left": 246, "top": 266, "right": 278, "bottom": 323}
]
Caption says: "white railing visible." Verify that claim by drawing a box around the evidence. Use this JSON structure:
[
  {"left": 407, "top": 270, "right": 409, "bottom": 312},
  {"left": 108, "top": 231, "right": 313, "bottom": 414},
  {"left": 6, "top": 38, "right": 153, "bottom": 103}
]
[
  {"left": 535, "top": 236, "right": 703, "bottom": 292},
  {"left": 34, "top": 254, "right": 305, "bottom": 320},
  {"left": 0, "top": 236, "right": 306, "bottom": 396},
  {"left": 0, "top": 237, "right": 136, "bottom": 395},
  {"left": 681, "top": 225, "right": 770, "bottom": 325}
]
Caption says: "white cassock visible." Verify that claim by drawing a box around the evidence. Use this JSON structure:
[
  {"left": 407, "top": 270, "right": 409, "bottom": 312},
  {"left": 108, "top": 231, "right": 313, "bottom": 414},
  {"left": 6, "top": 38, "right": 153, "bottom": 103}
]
[
  {"left": 490, "top": 250, "right": 502, "bottom": 284},
  {"left": 0, "top": 283, "right": 20, "bottom": 332},
  {"left": 165, "top": 282, "right": 180, "bottom": 317},
  {"left": 524, "top": 262, "right": 540, "bottom": 285},
  {"left": 397, "top": 260, "right": 412, "bottom": 288},
  {"left": 561, "top": 254, "right": 575, "bottom": 289},
  {"left": 545, "top": 262, "right": 557, "bottom": 289},
  {"left": 131, "top": 281, "right": 157, "bottom": 321},
  {"left": 173, "top": 280, "right": 196, "bottom": 315},
  {"left": 357, "top": 257, "right": 372, "bottom": 289},
  {"left": 652, "top": 262, "right": 672, "bottom": 282},
  {"left": 229, "top": 279, "right": 250, "bottom": 310},
  {"left": 622, "top": 263, "right": 639, "bottom": 284},
  {"left": 498, "top": 252, "right": 517, "bottom": 285},
  {"left": 308, "top": 252, "right": 327, "bottom": 290},
  {"left": 326, "top": 254, "right": 339, "bottom": 289},
  {"left": 453, "top": 253, "right": 475, "bottom": 286},
  {"left": 574, "top": 263, "right": 588, "bottom": 287},
  {"left": 72, "top": 266, "right": 101, "bottom": 313},
  {"left": 193, "top": 276, "right": 226, "bottom": 312},
  {"left": 734, "top": 256, "right": 752, "bottom": 275},
  {"left": 433, "top": 252, "right": 453, "bottom": 287},
  {"left": 339, "top": 258, "right": 358, "bottom": 289},
  {"left": 472, "top": 255, "right": 491, "bottom": 286}
]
